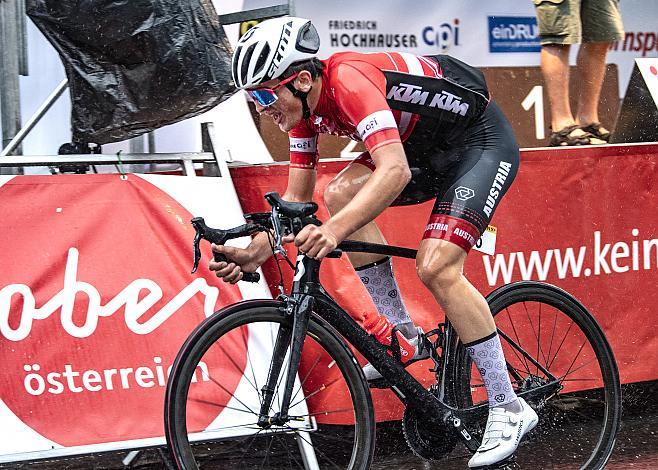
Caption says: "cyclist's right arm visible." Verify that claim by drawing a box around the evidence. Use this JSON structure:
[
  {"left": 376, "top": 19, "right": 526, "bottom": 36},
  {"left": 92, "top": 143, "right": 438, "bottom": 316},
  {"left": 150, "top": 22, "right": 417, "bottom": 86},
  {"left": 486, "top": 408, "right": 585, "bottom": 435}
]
[{"left": 210, "top": 125, "right": 318, "bottom": 284}]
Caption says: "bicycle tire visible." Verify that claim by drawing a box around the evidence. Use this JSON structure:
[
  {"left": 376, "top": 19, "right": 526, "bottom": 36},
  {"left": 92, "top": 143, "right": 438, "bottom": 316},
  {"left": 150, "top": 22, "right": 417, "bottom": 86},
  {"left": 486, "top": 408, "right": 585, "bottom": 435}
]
[
  {"left": 164, "top": 300, "right": 375, "bottom": 470},
  {"left": 447, "top": 281, "right": 621, "bottom": 470}
]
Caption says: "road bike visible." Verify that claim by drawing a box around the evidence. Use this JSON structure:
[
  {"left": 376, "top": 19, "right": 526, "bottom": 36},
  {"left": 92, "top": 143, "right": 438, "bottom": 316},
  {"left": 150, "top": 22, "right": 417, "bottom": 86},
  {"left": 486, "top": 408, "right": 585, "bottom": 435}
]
[{"left": 164, "top": 192, "right": 621, "bottom": 469}]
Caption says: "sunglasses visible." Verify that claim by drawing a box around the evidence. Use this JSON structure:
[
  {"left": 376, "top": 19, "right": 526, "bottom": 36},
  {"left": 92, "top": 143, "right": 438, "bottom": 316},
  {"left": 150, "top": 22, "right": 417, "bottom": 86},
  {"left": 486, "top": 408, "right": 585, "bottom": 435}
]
[{"left": 246, "top": 73, "right": 300, "bottom": 107}]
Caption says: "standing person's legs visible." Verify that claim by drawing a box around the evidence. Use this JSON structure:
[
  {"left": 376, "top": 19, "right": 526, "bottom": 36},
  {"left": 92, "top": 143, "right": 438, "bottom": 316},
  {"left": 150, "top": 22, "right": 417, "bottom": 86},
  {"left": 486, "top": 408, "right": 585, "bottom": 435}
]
[
  {"left": 574, "top": 42, "right": 611, "bottom": 127},
  {"left": 540, "top": 44, "right": 575, "bottom": 131},
  {"left": 576, "top": 0, "right": 625, "bottom": 139},
  {"left": 535, "top": 0, "right": 599, "bottom": 145}
]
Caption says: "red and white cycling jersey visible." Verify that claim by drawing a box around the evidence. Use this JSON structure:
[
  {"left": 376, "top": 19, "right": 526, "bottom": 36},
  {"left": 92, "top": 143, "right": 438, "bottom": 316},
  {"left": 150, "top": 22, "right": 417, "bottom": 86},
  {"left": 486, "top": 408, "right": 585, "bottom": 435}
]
[{"left": 289, "top": 52, "right": 445, "bottom": 169}]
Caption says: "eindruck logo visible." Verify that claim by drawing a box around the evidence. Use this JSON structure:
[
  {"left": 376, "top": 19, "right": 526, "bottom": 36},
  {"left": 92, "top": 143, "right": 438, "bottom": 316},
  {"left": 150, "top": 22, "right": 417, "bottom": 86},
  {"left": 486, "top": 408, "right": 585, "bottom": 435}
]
[
  {"left": 488, "top": 16, "right": 540, "bottom": 53},
  {"left": 387, "top": 84, "right": 469, "bottom": 116},
  {"left": 455, "top": 186, "right": 475, "bottom": 201}
]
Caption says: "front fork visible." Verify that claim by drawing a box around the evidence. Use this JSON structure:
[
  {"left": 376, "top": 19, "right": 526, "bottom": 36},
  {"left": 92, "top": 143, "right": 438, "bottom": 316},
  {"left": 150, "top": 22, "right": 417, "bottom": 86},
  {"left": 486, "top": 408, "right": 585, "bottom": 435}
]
[{"left": 257, "top": 256, "right": 317, "bottom": 428}]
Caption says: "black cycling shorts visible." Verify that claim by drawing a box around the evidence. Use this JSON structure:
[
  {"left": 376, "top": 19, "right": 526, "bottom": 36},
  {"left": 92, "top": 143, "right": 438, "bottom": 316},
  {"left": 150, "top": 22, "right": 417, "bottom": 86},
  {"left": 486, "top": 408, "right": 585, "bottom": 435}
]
[{"left": 353, "top": 100, "right": 520, "bottom": 252}]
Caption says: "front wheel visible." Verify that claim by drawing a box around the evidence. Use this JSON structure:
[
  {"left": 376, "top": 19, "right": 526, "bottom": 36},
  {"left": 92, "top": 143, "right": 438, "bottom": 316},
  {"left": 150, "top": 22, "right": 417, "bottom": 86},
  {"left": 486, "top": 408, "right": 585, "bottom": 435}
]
[
  {"left": 449, "top": 281, "right": 621, "bottom": 470},
  {"left": 164, "top": 301, "right": 375, "bottom": 470}
]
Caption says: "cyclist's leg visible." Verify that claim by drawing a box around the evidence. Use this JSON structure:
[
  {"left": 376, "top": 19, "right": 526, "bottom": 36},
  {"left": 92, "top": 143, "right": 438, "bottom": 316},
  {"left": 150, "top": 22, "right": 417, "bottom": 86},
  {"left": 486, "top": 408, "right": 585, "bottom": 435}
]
[
  {"left": 323, "top": 153, "right": 385, "bottom": 267},
  {"left": 415, "top": 102, "right": 535, "bottom": 467},
  {"left": 324, "top": 153, "right": 418, "bottom": 339},
  {"left": 323, "top": 153, "right": 430, "bottom": 364}
]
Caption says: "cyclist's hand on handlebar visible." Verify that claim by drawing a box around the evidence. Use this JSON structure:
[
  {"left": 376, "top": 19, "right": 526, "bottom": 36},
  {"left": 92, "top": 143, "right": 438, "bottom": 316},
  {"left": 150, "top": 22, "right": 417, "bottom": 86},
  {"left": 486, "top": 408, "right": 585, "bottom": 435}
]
[
  {"left": 209, "top": 244, "right": 260, "bottom": 284},
  {"left": 294, "top": 225, "right": 338, "bottom": 259}
]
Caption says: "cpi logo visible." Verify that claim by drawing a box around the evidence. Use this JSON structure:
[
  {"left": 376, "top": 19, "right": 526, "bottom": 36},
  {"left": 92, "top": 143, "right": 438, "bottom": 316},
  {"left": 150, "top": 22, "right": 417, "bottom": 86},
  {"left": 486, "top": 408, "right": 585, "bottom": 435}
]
[{"left": 422, "top": 19, "right": 460, "bottom": 51}]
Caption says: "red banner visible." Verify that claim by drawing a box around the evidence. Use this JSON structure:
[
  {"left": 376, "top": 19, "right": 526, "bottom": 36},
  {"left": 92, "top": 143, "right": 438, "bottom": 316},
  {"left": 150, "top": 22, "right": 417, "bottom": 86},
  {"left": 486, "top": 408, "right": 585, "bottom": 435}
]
[
  {"left": 230, "top": 143, "right": 658, "bottom": 421},
  {"left": 0, "top": 174, "right": 265, "bottom": 459}
]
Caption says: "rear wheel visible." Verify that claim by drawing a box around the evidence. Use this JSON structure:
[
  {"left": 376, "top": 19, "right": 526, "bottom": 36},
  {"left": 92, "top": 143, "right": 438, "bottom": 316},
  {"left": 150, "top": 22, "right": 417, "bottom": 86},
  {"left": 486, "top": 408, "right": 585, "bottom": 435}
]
[
  {"left": 164, "top": 302, "right": 375, "bottom": 469},
  {"left": 449, "top": 281, "right": 621, "bottom": 469}
]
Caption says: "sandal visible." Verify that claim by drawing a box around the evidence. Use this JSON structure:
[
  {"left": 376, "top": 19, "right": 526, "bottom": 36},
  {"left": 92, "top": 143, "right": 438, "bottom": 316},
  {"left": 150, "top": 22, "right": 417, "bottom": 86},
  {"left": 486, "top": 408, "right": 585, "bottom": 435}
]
[
  {"left": 548, "top": 124, "right": 592, "bottom": 147},
  {"left": 579, "top": 122, "right": 611, "bottom": 142}
]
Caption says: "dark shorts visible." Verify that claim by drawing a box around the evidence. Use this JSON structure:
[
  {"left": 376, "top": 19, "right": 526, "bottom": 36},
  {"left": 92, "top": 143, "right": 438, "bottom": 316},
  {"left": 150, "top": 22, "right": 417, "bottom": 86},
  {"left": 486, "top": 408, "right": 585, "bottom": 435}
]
[
  {"left": 354, "top": 101, "right": 520, "bottom": 252},
  {"left": 533, "top": 0, "right": 624, "bottom": 45}
]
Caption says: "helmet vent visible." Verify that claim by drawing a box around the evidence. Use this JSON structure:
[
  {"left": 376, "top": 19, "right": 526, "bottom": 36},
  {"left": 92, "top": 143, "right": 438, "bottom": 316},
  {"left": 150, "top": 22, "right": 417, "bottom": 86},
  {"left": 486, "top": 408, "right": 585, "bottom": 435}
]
[
  {"left": 253, "top": 43, "right": 270, "bottom": 77},
  {"left": 240, "top": 43, "right": 258, "bottom": 85}
]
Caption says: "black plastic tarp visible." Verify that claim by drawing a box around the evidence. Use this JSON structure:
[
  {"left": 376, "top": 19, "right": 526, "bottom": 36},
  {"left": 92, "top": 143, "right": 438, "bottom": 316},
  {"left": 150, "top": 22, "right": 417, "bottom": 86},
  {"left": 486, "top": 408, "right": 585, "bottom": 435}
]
[{"left": 27, "top": 0, "right": 235, "bottom": 145}]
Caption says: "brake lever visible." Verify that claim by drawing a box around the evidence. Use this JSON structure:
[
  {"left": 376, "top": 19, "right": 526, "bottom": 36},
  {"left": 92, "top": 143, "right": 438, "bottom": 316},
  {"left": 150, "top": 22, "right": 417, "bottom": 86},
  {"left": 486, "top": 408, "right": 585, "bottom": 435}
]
[
  {"left": 191, "top": 218, "right": 209, "bottom": 274},
  {"left": 190, "top": 217, "right": 262, "bottom": 282},
  {"left": 270, "top": 206, "right": 286, "bottom": 256}
]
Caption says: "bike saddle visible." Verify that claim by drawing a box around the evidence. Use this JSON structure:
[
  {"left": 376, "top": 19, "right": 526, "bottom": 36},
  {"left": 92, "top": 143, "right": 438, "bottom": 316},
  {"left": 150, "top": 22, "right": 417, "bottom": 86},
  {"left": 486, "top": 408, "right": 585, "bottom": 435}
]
[{"left": 265, "top": 192, "right": 318, "bottom": 218}]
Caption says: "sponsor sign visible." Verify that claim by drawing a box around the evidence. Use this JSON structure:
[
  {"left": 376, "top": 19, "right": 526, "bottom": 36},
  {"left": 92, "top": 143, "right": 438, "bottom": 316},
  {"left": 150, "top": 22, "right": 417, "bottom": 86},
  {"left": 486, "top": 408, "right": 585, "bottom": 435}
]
[
  {"left": 231, "top": 144, "right": 658, "bottom": 423},
  {"left": 488, "top": 16, "right": 540, "bottom": 53},
  {"left": 0, "top": 174, "right": 302, "bottom": 462}
]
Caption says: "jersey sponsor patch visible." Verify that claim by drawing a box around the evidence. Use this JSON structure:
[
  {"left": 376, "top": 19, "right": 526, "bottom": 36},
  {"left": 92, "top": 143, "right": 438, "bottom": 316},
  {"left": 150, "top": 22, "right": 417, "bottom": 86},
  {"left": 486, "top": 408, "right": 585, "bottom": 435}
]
[
  {"left": 356, "top": 110, "right": 397, "bottom": 141},
  {"left": 382, "top": 70, "right": 489, "bottom": 120},
  {"left": 289, "top": 136, "right": 317, "bottom": 153}
]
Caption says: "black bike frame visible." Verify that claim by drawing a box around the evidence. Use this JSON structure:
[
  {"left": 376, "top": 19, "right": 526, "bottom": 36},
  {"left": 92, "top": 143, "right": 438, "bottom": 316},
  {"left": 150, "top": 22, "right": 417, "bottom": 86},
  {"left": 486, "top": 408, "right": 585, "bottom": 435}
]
[
  {"left": 258, "top": 248, "right": 484, "bottom": 448},
  {"left": 257, "top": 238, "right": 562, "bottom": 450}
]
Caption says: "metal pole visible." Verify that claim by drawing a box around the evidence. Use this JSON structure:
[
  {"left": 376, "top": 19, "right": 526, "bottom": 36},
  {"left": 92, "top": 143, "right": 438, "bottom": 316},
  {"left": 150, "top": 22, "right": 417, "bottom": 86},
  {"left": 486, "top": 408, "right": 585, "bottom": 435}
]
[
  {"left": 147, "top": 131, "right": 156, "bottom": 153},
  {"left": 0, "top": 0, "right": 23, "bottom": 163},
  {"left": 17, "top": 0, "right": 28, "bottom": 76},
  {"left": 0, "top": 79, "right": 68, "bottom": 158}
]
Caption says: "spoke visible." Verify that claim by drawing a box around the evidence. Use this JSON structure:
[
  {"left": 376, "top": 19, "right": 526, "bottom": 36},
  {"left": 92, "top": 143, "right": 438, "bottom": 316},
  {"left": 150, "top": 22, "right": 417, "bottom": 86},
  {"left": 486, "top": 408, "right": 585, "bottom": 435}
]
[
  {"left": 546, "top": 307, "right": 559, "bottom": 368},
  {"left": 559, "top": 340, "right": 591, "bottom": 381},
  {"left": 285, "top": 426, "right": 344, "bottom": 470},
  {"left": 277, "top": 433, "right": 303, "bottom": 469},
  {"left": 500, "top": 333, "right": 532, "bottom": 377},
  {"left": 557, "top": 357, "right": 599, "bottom": 381},
  {"left": 547, "top": 320, "right": 575, "bottom": 369},
  {"left": 505, "top": 306, "right": 532, "bottom": 373},
  {"left": 297, "top": 427, "right": 359, "bottom": 445},
  {"left": 189, "top": 398, "right": 256, "bottom": 416},
  {"left": 547, "top": 402, "right": 601, "bottom": 423},
  {"left": 210, "top": 339, "right": 260, "bottom": 398},
  {"left": 289, "top": 375, "right": 343, "bottom": 410},
  {"left": 235, "top": 428, "right": 268, "bottom": 469},
  {"left": 290, "top": 352, "right": 323, "bottom": 407},
  {"left": 202, "top": 421, "right": 263, "bottom": 432},
  {"left": 203, "top": 374, "right": 257, "bottom": 416},
  {"left": 271, "top": 346, "right": 293, "bottom": 415},
  {"left": 289, "top": 407, "right": 356, "bottom": 419},
  {"left": 260, "top": 435, "right": 275, "bottom": 469},
  {"left": 243, "top": 323, "right": 262, "bottom": 405},
  {"left": 559, "top": 377, "right": 600, "bottom": 383},
  {"left": 523, "top": 301, "right": 550, "bottom": 370}
]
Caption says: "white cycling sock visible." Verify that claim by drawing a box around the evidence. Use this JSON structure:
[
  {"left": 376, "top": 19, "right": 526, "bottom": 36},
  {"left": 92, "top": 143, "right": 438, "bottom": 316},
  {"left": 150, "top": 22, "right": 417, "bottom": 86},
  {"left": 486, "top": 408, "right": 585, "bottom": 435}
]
[
  {"left": 356, "top": 257, "right": 415, "bottom": 338},
  {"left": 465, "top": 332, "right": 519, "bottom": 409}
]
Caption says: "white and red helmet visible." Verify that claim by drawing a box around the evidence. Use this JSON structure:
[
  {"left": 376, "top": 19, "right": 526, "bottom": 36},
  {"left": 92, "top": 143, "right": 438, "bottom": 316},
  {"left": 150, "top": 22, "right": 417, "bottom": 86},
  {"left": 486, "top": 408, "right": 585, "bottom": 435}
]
[{"left": 231, "top": 17, "right": 320, "bottom": 89}]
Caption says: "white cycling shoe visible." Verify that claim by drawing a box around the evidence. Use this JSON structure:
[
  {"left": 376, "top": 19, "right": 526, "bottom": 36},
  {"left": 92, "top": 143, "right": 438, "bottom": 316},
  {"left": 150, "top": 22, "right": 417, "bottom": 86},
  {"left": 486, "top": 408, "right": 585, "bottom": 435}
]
[
  {"left": 362, "top": 327, "right": 430, "bottom": 382},
  {"left": 468, "top": 397, "right": 538, "bottom": 468}
]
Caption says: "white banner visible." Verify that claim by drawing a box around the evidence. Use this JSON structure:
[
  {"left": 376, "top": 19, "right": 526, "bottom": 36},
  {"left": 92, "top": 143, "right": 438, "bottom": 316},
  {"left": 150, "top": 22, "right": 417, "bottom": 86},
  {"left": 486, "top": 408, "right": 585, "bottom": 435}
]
[{"left": 4, "top": 0, "right": 657, "bottom": 156}]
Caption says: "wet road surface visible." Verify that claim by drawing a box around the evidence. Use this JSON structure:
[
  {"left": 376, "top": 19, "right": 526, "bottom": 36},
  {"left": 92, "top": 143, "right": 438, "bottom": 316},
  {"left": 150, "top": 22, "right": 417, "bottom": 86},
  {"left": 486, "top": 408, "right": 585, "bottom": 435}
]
[{"left": 3, "top": 382, "right": 656, "bottom": 469}]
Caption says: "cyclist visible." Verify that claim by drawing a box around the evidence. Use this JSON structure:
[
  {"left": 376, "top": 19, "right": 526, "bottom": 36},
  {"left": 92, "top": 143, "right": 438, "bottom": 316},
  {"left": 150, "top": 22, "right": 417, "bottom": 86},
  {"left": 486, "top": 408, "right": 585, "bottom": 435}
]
[{"left": 211, "top": 16, "right": 537, "bottom": 468}]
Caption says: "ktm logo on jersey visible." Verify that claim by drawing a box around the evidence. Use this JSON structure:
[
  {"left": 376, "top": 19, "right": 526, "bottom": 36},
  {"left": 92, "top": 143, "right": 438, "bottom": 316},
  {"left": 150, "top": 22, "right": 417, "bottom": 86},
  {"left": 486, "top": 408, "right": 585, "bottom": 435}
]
[{"left": 387, "top": 83, "right": 470, "bottom": 116}]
